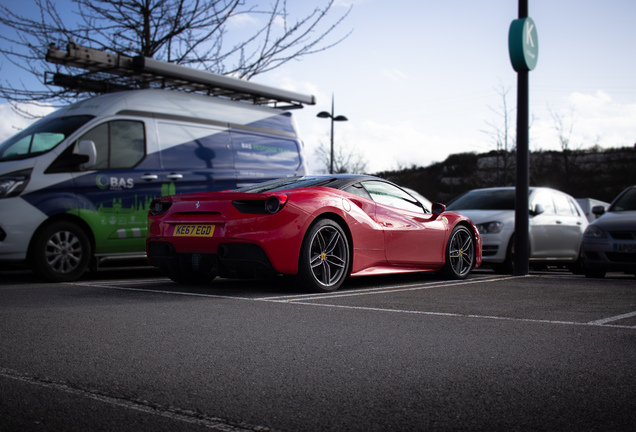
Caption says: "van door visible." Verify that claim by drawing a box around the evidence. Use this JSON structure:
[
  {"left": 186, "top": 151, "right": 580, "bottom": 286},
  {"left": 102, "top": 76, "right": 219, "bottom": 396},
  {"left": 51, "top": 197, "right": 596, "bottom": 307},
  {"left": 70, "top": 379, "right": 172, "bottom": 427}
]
[
  {"left": 156, "top": 121, "right": 236, "bottom": 193},
  {"left": 69, "top": 119, "right": 163, "bottom": 255}
]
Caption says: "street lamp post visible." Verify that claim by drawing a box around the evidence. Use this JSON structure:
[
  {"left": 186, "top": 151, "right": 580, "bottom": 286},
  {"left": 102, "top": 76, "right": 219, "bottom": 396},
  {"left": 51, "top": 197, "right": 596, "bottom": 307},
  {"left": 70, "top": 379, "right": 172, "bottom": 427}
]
[{"left": 317, "top": 94, "right": 348, "bottom": 174}]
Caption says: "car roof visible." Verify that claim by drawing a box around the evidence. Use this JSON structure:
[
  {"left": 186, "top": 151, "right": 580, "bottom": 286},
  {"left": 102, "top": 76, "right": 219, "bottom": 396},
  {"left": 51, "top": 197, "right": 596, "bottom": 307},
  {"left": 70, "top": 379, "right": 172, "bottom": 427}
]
[{"left": 235, "top": 174, "right": 390, "bottom": 193}]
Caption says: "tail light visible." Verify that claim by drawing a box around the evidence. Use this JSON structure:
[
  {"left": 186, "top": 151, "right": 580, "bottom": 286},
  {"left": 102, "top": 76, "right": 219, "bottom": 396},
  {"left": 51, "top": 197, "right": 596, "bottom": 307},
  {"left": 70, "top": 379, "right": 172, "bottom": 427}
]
[
  {"left": 149, "top": 199, "right": 172, "bottom": 216},
  {"left": 232, "top": 194, "right": 288, "bottom": 214},
  {"left": 265, "top": 194, "right": 288, "bottom": 214}
]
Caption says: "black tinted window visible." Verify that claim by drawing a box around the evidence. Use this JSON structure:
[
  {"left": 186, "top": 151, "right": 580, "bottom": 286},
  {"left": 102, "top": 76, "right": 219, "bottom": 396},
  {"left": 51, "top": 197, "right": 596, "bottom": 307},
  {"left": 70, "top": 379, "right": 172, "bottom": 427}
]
[
  {"left": 78, "top": 120, "right": 145, "bottom": 169},
  {"left": 447, "top": 189, "right": 516, "bottom": 210},
  {"left": 611, "top": 187, "right": 636, "bottom": 212}
]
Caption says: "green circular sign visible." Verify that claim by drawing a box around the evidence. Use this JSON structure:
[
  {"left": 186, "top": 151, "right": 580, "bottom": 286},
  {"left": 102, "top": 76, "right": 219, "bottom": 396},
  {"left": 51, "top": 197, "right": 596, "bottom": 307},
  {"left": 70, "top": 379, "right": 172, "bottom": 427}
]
[{"left": 509, "top": 17, "right": 539, "bottom": 72}]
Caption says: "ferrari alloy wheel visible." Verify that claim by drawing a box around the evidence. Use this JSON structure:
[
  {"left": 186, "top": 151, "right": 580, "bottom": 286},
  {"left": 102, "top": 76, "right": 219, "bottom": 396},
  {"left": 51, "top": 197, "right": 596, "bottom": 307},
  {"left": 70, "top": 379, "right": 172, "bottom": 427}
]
[
  {"left": 298, "top": 219, "right": 350, "bottom": 292},
  {"left": 30, "top": 221, "right": 92, "bottom": 282},
  {"left": 441, "top": 225, "right": 475, "bottom": 279}
]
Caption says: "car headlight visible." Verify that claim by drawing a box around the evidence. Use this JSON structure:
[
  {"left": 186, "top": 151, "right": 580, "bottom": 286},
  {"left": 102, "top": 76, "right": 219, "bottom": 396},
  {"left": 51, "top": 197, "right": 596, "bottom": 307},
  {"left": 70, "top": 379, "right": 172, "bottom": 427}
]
[
  {"left": 0, "top": 169, "right": 31, "bottom": 199},
  {"left": 476, "top": 221, "right": 503, "bottom": 234},
  {"left": 584, "top": 225, "right": 606, "bottom": 239}
]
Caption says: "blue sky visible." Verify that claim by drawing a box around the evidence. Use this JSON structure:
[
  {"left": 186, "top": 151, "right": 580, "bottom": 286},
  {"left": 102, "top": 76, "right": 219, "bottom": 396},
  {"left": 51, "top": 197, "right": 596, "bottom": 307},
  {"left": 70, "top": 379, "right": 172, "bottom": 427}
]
[{"left": 1, "top": 0, "right": 635, "bottom": 174}]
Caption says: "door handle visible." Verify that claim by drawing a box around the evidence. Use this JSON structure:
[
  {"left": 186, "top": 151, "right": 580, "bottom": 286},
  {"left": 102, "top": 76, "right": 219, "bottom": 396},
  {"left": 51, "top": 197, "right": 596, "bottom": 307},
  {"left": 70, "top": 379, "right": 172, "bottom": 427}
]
[
  {"left": 166, "top": 173, "right": 184, "bottom": 180},
  {"left": 140, "top": 173, "right": 158, "bottom": 181},
  {"left": 556, "top": 220, "right": 563, "bottom": 224},
  {"left": 381, "top": 222, "right": 393, "bottom": 227}
]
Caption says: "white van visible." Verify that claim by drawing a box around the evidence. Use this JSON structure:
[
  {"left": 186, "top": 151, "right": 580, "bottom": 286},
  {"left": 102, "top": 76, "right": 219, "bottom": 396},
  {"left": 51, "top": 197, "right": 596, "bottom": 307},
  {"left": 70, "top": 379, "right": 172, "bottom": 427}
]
[{"left": 0, "top": 88, "right": 310, "bottom": 281}]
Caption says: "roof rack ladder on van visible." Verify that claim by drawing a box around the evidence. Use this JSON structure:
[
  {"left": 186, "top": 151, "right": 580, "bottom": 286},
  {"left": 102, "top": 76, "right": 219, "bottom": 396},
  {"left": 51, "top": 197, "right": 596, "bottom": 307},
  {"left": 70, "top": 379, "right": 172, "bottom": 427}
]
[{"left": 45, "top": 42, "right": 315, "bottom": 109}]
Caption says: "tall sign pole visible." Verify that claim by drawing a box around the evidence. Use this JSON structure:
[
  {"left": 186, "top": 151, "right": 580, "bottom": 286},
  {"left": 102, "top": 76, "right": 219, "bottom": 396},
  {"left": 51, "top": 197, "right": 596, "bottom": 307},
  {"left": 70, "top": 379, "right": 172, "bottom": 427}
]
[{"left": 508, "top": 0, "right": 538, "bottom": 276}]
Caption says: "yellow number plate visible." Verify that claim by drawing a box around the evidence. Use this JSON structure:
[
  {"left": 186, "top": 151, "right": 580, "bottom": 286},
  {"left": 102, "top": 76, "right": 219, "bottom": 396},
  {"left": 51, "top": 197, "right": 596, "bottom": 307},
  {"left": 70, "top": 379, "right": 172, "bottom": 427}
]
[{"left": 173, "top": 225, "right": 215, "bottom": 237}]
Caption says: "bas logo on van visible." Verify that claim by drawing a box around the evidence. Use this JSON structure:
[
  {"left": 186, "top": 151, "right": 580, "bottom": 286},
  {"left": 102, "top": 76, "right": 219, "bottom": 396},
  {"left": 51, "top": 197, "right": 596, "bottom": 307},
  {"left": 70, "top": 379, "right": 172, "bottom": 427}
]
[{"left": 96, "top": 174, "right": 134, "bottom": 190}]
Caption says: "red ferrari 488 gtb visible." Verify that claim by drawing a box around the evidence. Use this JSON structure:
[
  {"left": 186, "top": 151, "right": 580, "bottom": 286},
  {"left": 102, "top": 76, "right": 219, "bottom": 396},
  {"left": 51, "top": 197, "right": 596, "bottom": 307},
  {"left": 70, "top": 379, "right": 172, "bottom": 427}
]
[{"left": 147, "top": 175, "right": 482, "bottom": 292}]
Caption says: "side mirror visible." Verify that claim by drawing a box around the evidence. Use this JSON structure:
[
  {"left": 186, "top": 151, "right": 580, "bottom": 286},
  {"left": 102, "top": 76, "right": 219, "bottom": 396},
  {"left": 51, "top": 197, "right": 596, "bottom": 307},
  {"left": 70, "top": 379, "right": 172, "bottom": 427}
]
[
  {"left": 431, "top": 202, "right": 446, "bottom": 219},
  {"left": 77, "top": 140, "right": 96, "bottom": 170},
  {"left": 531, "top": 203, "right": 545, "bottom": 216},
  {"left": 591, "top": 205, "right": 606, "bottom": 216}
]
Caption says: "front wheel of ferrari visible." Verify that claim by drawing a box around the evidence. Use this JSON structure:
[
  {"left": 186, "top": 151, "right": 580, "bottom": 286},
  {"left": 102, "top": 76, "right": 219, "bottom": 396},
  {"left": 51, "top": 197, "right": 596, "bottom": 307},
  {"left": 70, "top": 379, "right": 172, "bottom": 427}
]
[
  {"left": 440, "top": 225, "right": 475, "bottom": 280},
  {"left": 298, "top": 219, "right": 350, "bottom": 292}
]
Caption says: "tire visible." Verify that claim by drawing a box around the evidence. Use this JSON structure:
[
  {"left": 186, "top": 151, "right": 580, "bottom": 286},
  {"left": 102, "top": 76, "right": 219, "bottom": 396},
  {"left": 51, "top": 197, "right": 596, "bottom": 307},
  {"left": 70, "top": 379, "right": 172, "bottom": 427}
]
[
  {"left": 584, "top": 268, "right": 606, "bottom": 279},
  {"left": 297, "top": 219, "right": 350, "bottom": 292},
  {"left": 440, "top": 225, "right": 475, "bottom": 280},
  {"left": 493, "top": 237, "right": 515, "bottom": 274},
  {"left": 30, "top": 221, "right": 92, "bottom": 282}
]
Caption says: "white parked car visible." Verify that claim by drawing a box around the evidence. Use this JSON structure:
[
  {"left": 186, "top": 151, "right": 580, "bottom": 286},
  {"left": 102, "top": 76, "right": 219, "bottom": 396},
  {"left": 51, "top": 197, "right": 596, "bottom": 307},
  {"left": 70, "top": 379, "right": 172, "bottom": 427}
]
[{"left": 447, "top": 187, "right": 588, "bottom": 273}]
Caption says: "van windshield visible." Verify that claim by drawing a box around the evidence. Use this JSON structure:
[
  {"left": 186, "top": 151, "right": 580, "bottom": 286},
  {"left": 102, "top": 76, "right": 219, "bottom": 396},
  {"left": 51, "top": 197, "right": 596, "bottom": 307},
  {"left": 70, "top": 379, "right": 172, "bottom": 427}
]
[{"left": 0, "top": 115, "right": 94, "bottom": 161}]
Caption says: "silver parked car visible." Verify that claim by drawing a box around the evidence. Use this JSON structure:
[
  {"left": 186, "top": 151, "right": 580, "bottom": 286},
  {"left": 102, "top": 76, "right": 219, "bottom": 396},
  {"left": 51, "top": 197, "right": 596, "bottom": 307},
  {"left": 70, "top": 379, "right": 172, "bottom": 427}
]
[
  {"left": 581, "top": 185, "right": 636, "bottom": 278},
  {"left": 447, "top": 187, "right": 588, "bottom": 273}
]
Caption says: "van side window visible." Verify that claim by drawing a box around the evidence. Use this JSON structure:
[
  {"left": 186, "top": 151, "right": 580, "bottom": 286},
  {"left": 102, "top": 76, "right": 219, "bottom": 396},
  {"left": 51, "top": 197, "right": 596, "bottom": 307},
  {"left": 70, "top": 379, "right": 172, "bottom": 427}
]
[
  {"left": 157, "top": 122, "right": 234, "bottom": 169},
  {"left": 79, "top": 120, "right": 145, "bottom": 169},
  {"left": 232, "top": 132, "right": 300, "bottom": 171},
  {"left": 110, "top": 121, "right": 145, "bottom": 169}
]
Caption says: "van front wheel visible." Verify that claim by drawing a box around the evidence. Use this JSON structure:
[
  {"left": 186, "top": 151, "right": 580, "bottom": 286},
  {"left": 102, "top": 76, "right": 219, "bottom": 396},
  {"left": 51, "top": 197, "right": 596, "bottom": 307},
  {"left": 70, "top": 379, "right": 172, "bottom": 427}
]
[{"left": 30, "top": 221, "right": 92, "bottom": 282}]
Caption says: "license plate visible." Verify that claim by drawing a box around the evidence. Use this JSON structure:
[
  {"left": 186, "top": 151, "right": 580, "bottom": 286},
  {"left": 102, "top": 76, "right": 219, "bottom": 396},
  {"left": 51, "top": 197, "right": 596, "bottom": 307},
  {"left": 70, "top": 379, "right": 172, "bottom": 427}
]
[
  {"left": 615, "top": 243, "right": 636, "bottom": 253},
  {"left": 173, "top": 225, "right": 215, "bottom": 237}
]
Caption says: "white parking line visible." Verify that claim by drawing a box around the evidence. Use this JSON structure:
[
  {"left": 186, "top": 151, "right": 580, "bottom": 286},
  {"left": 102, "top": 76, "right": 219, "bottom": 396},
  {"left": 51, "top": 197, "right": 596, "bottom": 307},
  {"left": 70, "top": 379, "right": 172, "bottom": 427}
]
[
  {"left": 259, "top": 276, "right": 519, "bottom": 302},
  {"left": 278, "top": 301, "right": 636, "bottom": 330},
  {"left": 0, "top": 367, "right": 275, "bottom": 432},
  {"left": 587, "top": 311, "right": 636, "bottom": 326},
  {"left": 70, "top": 276, "right": 636, "bottom": 330}
]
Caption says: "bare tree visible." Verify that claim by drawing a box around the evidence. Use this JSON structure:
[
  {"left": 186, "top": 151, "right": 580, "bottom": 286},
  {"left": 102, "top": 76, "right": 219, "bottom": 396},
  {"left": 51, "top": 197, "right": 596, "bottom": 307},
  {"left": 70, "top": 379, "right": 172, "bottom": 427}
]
[
  {"left": 548, "top": 105, "right": 580, "bottom": 153},
  {"left": 0, "top": 0, "right": 352, "bottom": 108},
  {"left": 548, "top": 106, "right": 580, "bottom": 189},
  {"left": 314, "top": 141, "right": 368, "bottom": 174},
  {"left": 481, "top": 82, "right": 515, "bottom": 186}
]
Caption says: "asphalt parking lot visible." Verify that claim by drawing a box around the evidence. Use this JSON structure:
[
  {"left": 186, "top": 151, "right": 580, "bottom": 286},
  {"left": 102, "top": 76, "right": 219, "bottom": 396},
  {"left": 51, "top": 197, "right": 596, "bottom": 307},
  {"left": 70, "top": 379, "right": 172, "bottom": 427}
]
[{"left": 1, "top": 266, "right": 635, "bottom": 431}]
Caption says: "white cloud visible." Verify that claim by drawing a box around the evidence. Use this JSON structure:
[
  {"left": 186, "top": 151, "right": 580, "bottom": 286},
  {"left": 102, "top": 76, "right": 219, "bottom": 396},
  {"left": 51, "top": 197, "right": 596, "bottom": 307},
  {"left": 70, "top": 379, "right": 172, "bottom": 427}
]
[
  {"left": 532, "top": 91, "right": 636, "bottom": 151},
  {"left": 380, "top": 68, "right": 408, "bottom": 82},
  {"left": 226, "top": 12, "right": 259, "bottom": 29},
  {"left": 0, "top": 103, "right": 55, "bottom": 142},
  {"left": 302, "top": 118, "right": 478, "bottom": 174}
]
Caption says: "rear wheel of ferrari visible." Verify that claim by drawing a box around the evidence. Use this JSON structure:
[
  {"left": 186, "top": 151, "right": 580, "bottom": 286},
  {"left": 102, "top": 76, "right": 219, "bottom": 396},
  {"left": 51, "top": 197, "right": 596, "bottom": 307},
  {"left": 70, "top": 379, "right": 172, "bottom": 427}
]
[
  {"left": 298, "top": 219, "right": 350, "bottom": 292},
  {"left": 440, "top": 225, "right": 475, "bottom": 279}
]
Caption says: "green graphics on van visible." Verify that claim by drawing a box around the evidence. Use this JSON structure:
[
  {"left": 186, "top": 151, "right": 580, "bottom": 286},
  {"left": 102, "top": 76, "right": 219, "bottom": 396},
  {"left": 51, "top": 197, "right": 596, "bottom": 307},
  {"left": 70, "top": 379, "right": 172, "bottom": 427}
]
[{"left": 66, "top": 181, "right": 176, "bottom": 255}]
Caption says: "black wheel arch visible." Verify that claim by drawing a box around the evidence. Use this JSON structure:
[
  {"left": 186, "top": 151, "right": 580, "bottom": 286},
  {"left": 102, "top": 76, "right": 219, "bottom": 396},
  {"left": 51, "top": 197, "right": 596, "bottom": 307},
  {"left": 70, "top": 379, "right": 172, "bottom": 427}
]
[{"left": 27, "top": 214, "right": 96, "bottom": 264}]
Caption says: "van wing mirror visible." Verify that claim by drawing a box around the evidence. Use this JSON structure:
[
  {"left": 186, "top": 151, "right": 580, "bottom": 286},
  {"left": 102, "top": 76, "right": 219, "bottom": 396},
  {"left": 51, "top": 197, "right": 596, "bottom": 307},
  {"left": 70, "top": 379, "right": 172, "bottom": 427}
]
[{"left": 77, "top": 140, "right": 96, "bottom": 169}]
